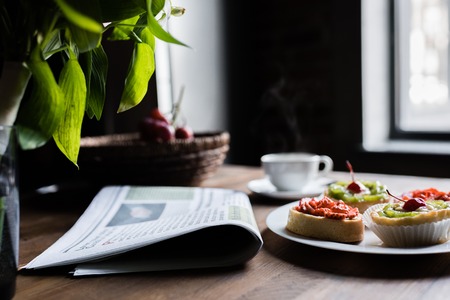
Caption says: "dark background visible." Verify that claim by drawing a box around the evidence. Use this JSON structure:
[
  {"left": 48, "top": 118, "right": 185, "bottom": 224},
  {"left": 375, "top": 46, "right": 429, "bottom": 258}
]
[
  {"left": 224, "top": 0, "right": 358, "bottom": 167},
  {"left": 18, "top": 0, "right": 450, "bottom": 192},
  {"left": 223, "top": 0, "right": 450, "bottom": 179}
]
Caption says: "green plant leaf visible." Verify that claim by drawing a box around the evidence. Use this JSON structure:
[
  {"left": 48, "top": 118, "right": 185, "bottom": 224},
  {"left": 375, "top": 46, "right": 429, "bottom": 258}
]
[
  {"left": 54, "top": 0, "right": 104, "bottom": 52},
  {"left": 145, "top": 0, "right": 187, "bottom": 47},
  {"left": 151, "top": 0, "right": 166, "bottom": 16},
  {"left": 139, "top": 27, "right": 155, "bottom": 49},
  {"left": 16, "top": 48, "right": 65, "bottom": 149},
  {"left": 81, "top": 45, "right": 108, "bottom": 120},
  {"left": 108, "top": 16, "right": 140, "bottom": 41},
  {"left": 80, "top": 49, "right": 93, "bottom": 118},
  {"left": 54, "top": 0, "right": 103, "bottom": 33},
  {"left": 41, "top": 30, "right": 63, "bottom": 59},
  {"left": 97, "top": 0, "right": 146, "bottom": 22},
  {"left": 118, "top": 42, "right": 154, "bottom": 112},
  {"left": 53, "top": 56, "right": 87, "bottom": 166},
  {"left": 96, "top": 0, "right": 164, "bottom": 22},
  {"left": 68, "top": 25, "right": 102, "bottom": 53}
]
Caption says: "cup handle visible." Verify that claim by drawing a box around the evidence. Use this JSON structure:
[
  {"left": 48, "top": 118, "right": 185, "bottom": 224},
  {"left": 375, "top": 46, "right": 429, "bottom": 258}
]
[{"left": 318, "top": 155, "right": 333, "bottom": 177}]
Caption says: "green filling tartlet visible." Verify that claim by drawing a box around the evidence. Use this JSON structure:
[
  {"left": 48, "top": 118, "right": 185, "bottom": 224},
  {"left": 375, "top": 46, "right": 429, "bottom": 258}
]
[
  {"left": 378, "top": 200, "right": 450, "bottom": 218},
  {"left": 327, "top": 181, "right": 388, "bottom": 203}
]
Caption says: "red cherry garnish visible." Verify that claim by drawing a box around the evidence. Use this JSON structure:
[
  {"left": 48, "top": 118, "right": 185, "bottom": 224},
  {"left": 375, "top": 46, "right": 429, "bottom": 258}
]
[
  {"left": 345, "top": 160, "right": 366, "bottom": 193},
  {"left": 347, "top": 181, "right": 363, "bottom": 194},
  {"left": 387, "top": 190, "right": 426, "bottom": 212},
  {"left": 403, "top": 198, "right": 426, "bottom": 211}
]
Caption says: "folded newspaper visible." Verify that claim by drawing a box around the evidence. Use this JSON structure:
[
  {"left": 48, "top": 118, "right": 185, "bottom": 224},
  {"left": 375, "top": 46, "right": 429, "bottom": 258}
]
[{"left": 21, "top": 186, "right": 263, "bottom": 277}]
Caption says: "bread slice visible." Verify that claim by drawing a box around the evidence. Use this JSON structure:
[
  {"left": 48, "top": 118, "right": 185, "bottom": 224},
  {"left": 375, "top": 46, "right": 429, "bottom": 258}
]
[{"left": 286, "top": 207, "right": 364, "bottom": 243}]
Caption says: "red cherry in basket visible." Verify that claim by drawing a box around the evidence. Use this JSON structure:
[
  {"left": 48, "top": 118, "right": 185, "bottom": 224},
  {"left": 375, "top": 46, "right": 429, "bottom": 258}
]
[
  {"left": 149, "top": 108, "right": 170, "bottom": 124},
  {"left": 175, "top": 126, "right": 194, "bottom": 140},
  {"left": 139, "top": 117, "right": 175, "bottom": 142},
  {"left": 387, "top": 190, "right": 426, "bottom": 211}
]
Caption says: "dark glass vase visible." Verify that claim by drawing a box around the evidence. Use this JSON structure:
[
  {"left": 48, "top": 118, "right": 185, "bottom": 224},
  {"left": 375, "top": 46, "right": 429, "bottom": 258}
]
[
  {"left": 0, "top": 213, "right": 17, "bottom": 300},
  {"left": 0, "top": 126, "right": 19, "bottom": 300}
]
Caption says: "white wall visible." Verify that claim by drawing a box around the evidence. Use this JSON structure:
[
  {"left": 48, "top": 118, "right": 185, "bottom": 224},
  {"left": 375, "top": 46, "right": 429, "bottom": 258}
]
[{"left": 155, "top": 0, "right": 226, "bottom": 132}]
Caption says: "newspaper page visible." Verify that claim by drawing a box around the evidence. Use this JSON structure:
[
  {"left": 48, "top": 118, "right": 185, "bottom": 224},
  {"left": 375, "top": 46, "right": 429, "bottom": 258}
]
[{"left": 21, "top": 186, "right": 263, "bottom": 276}]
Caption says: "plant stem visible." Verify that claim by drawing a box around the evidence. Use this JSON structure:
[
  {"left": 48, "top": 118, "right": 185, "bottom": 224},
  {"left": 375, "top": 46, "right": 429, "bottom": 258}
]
[{"left": 171, "top": 85, "right": 185, "bottom": 126}]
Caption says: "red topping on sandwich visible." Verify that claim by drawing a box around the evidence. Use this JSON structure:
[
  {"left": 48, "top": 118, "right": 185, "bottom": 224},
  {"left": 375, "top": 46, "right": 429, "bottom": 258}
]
[{"left": 295, "top": 196, "right": 360, "bottom": 220}]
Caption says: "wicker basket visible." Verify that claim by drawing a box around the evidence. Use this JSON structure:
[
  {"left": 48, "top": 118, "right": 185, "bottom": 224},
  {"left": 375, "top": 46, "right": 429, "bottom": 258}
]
[{"left": 78, "top": 131, "right": 230, "bottom": 186}]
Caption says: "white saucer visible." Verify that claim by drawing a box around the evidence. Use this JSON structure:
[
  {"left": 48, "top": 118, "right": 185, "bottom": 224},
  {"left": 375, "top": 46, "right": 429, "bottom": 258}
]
[{"left": 247, "top": 177, "right": 335, "bottom": 200}]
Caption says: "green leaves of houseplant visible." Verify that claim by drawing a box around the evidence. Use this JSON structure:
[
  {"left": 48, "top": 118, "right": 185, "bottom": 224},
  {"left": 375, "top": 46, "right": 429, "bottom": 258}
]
[
  {"left": 118, "top": 42, "right": 155, "bottom": 113},
  {"left": 53, "top": 49, "right": 87, "bottom": 166},
  {"left": 0, "top": 0, "right": 186, "bottom": 166},
  {"left": 16, "top": 47, "right": 65, "bottom": 149}
]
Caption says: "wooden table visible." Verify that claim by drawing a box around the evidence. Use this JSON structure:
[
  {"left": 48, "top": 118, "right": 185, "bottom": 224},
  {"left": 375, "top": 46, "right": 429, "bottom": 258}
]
[{"left": 15, "top": 164, "right": 450, "bottom": 299}]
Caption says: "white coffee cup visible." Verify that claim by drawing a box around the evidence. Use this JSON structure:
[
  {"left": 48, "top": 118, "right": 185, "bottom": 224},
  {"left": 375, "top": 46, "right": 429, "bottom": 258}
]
[{"left": 261, "top": 152, "right": 333, "bottom": 191}]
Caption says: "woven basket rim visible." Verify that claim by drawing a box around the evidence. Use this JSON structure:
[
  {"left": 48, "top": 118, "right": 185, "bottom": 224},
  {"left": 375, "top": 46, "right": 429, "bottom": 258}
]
[
  {"left": 81, "top": 131, "right": 229, "bottom": 147},
  {"left": 79, "top": 131, "right": 230, "bottom": 159}
]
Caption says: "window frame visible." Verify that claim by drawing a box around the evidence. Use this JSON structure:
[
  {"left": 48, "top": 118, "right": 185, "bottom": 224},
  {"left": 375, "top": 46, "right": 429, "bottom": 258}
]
[
  {"left": 389, "top": 0, "right": 450, "bottom": 142},
  {"left": 362, "top": 0, "right": 450, "bottom": 155}
]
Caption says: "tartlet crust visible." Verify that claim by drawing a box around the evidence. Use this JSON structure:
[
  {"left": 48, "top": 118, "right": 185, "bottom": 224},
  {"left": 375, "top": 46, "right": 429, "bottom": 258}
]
[
  {"left": 371, "top": 208, "right": 450, "bottom": 226},
  {"left": 286, "top": 207, "right": 364, "bottom": 243}
]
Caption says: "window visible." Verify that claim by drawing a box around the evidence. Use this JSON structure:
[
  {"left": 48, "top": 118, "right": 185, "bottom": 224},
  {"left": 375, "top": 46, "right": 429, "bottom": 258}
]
[
  {"left": 154, "top": 0, "right": 226, "bottom": 133},
  {"left": 395, "top": 0, "right": 450, "bottom": 134},
  {"left": 362, "top": 0, "right": 450, "bottom": 154}
]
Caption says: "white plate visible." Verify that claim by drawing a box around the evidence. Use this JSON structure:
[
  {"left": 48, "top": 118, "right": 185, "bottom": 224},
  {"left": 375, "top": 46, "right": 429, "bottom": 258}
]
[
  {"left": 266, "top": 201, "right": 450, "bottom": 255},
  {"left": 248, "top": 177, "right": 334, "bottom": 200}
]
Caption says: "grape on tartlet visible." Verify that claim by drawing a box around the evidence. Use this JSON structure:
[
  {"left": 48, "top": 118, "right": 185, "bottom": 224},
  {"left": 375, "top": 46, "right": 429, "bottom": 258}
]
[{"left": 363, "top": 191, "right": 450, "bottom": 247}]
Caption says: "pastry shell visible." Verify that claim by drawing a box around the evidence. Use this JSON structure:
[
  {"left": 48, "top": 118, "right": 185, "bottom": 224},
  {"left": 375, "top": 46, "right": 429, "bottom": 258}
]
[{"left": 363, "top": 204, "right": 450, "bottom": 247}]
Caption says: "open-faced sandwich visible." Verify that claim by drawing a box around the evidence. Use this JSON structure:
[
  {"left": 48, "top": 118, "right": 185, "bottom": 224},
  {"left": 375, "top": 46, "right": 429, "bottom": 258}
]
[
  {"left": 286, "top": 196, "right": 364, "bottom": 243},
  {"left": 363, "top": 190, "right": 450, "bottom": 247},
  {"left": 325, "top": 161, "right": 389, "bottom": 213}
]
